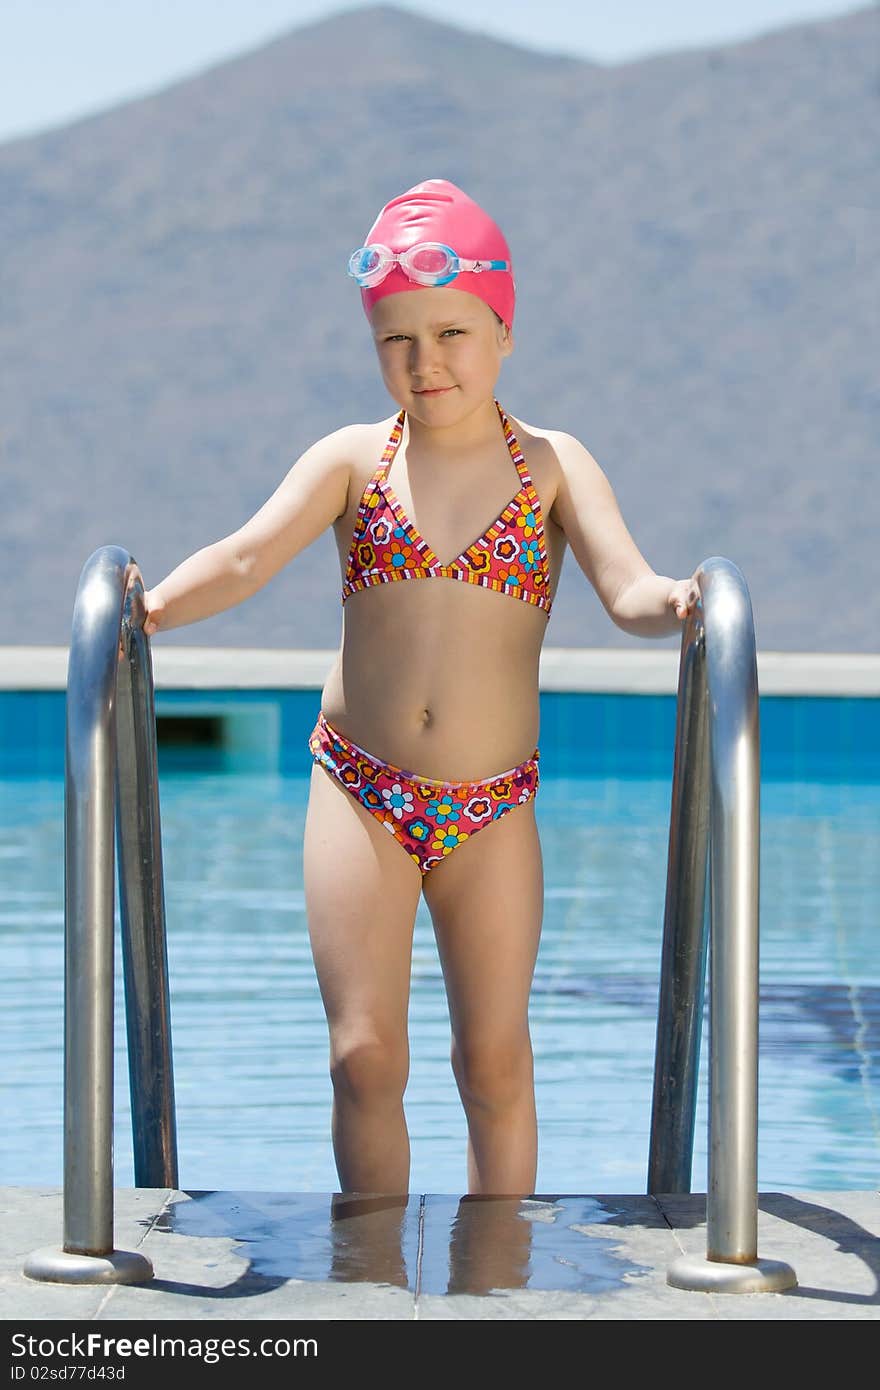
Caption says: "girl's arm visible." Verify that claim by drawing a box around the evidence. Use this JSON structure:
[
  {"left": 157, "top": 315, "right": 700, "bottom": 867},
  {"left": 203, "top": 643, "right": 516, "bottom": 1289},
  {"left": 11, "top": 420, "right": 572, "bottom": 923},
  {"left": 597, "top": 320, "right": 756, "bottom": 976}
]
[
  {"left": 549, "top": 432, "right": 700, "bottom": 638},
  {"left": 142, "top": 425, "right": 356, "bottom": 634}
]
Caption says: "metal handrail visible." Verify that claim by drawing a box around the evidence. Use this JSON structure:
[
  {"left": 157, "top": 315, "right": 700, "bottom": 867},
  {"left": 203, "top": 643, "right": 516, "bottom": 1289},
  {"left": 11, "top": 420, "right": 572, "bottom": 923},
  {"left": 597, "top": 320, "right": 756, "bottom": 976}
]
[
  {"left": 24, "top": 546, "right": 176, "bottom": 1284},
  {"left": 648, "top": 556, "right": 796, "bottom": 1293}
]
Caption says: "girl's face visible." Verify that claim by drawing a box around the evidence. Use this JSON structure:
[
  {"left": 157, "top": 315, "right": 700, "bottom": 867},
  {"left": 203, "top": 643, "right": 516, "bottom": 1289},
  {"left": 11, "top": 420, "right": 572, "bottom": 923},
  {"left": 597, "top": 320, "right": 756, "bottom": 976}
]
[{"left": 369, "top": 287, "right": 513, "bottom": 418}]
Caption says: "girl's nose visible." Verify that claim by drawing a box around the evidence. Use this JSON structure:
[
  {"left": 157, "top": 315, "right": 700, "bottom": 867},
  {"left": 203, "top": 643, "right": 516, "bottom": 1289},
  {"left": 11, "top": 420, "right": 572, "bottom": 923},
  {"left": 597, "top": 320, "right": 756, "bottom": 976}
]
[{"left": 409, "top": 339, "right": 442, "bottom": 373}]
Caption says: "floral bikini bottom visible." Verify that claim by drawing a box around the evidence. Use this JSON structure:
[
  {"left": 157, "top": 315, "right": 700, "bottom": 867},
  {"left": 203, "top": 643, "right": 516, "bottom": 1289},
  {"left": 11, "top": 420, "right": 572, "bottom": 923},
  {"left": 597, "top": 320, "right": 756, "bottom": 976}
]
[{"left": 308, "top": 711, "right": 540, "bottom": 876}]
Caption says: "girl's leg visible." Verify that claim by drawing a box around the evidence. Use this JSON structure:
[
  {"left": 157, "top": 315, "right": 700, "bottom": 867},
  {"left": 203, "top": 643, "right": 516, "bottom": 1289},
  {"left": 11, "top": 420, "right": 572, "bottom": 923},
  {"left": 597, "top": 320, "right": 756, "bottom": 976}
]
[
  {"left": 446, "top": 1196, "right": 533, "bottom": 1293},
  {"left": 421, "top": 799, "right": 544, "bottom": 1195},
  {"left": 303, "top": 762, "right": 423, "bottom": 1193}
]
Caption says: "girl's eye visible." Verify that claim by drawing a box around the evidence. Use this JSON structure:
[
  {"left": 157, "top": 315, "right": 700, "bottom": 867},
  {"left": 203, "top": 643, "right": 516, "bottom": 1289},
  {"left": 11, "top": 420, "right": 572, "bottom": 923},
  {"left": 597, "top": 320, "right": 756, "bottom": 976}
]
[{"left": 384, "top": 330, "right": 463, "bottom": 342}]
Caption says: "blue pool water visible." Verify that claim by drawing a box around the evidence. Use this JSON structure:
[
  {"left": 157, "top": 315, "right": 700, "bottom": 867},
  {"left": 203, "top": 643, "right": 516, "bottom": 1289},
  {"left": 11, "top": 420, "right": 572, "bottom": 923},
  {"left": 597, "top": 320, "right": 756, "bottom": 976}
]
[{"left": 2, "top": 689, "right": 878, "bottom": 1193}]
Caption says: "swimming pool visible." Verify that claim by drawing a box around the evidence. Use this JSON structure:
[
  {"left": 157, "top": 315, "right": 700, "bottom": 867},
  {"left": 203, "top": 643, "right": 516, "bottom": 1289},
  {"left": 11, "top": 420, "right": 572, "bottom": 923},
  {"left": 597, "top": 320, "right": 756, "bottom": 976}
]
[{"left": 2, "top": 680, "right": 878, "bottom": 1194}]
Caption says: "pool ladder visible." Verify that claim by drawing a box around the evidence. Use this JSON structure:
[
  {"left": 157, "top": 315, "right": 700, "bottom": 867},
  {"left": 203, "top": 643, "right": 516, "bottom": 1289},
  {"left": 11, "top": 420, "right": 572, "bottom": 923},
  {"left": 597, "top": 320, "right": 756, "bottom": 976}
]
[
  {"left": 24, "top": 546, "right": 176, "bottom": 1284},
  {"left": 24, "top": 545, "right": 796, "bottom": 1292},
  {"left": 647, "top": 556, "right": 796, "bottom": 1292}
]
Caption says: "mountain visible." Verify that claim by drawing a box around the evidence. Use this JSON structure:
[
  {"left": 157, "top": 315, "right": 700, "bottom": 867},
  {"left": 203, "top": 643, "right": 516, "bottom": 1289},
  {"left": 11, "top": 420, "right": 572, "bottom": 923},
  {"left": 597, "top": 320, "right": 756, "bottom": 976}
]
[{"left": 1, "top": 2, "right": 876, "bottom": 652}]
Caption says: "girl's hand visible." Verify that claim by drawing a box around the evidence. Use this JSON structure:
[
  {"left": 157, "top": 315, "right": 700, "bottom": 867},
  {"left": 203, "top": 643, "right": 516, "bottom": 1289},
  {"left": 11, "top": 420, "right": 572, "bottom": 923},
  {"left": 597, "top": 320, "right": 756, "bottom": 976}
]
[
  {"left": 141, "top": 588, "right": 166, "bottom": 637},
  {"left": 668, "top": 574, "right": 701, "bottom": 622}
]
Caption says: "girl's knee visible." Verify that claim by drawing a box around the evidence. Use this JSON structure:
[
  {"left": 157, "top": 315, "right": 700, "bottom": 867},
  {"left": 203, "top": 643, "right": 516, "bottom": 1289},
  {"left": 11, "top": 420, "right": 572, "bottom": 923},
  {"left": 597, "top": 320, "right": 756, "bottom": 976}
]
[
  {"left": 450, "top": 1032, "right": 534, "bottom": 1112},
  {"left": 330, "top": 1030, "right": 409, "bottom": 1106}
]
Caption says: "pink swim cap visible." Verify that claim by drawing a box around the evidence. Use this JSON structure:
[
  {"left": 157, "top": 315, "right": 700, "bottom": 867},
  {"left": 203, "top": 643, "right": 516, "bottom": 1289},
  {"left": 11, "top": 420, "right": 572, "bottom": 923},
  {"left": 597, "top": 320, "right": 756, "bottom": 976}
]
[{"left": 357, "top": 178, "right": 515, "bottom": 330}]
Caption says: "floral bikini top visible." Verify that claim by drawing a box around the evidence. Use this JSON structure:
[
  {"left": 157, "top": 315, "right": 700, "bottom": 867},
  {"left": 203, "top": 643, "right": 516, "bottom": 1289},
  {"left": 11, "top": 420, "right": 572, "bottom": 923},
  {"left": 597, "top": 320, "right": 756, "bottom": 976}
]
[{"left": 341, "top": 399, "right": 553, "bottom": 617}]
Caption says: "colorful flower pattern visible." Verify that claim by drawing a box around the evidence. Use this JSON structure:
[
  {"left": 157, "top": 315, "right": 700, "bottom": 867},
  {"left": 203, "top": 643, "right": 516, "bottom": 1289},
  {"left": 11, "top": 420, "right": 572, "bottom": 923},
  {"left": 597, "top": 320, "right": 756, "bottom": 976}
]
[
  {"left": 309, "top": 712, "right": 540, "bottom": 876},
  {"left": 341, "top": 399, "right": 553, "bottom": 615}
]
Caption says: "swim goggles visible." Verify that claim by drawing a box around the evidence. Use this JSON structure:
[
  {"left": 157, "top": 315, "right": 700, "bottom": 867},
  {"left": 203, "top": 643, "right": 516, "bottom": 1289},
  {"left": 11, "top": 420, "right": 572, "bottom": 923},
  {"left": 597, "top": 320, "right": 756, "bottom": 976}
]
[{"left": 347, "top": 242, "right": 512, "bottom": 289}]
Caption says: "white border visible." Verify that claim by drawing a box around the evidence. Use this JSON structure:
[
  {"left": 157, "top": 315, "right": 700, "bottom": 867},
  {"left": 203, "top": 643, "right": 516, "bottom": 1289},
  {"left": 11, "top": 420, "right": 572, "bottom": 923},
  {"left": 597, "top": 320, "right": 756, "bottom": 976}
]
[{"left": 2, "top": 646, "right": 878, "bottom": 695}]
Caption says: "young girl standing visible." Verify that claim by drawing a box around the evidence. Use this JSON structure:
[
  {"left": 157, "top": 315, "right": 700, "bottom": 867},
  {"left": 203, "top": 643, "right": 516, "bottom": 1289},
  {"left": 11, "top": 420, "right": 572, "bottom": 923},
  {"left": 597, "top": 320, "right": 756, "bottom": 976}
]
[{"left": 143, "top": 178, "right": 699, "bottom": 1198}]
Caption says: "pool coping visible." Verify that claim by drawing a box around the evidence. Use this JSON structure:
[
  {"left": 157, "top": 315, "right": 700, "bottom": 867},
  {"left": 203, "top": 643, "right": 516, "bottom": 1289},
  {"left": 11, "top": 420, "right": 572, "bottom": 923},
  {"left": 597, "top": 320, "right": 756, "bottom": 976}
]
[
  {"left": 2, "top": 645, "right": 879, "bottom": 695},
  {"left": 3, "top": 1186, "right": 879, "bottom": 1323}
]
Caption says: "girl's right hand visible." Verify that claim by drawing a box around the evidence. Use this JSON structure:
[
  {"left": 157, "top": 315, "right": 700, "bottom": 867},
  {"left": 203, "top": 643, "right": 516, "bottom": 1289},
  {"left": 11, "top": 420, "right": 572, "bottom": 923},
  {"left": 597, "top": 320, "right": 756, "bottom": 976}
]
[{"left": 141, "top": 588, "right": 166, "bottom": 637}]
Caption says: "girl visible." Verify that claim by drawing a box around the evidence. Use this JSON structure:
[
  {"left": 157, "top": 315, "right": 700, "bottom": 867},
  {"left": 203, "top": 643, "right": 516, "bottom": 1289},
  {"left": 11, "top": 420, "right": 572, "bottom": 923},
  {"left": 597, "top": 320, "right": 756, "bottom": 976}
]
[{"left": 143, "top": 178, "right": 700, "bottom": 1198}]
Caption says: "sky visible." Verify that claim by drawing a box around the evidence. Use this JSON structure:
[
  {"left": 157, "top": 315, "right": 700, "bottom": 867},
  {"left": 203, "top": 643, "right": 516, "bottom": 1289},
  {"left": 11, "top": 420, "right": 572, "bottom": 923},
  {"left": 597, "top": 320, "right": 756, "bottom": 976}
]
[{"left": 0, "top": 0, "right": 869, "bottom": 144}]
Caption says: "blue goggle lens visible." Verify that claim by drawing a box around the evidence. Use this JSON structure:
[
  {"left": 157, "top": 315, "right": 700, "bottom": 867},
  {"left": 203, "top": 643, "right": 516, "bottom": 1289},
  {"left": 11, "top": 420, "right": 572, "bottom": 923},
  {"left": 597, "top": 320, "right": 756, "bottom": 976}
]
[{"left": 347, "top": 244, "right": 458, "bottom": 287}]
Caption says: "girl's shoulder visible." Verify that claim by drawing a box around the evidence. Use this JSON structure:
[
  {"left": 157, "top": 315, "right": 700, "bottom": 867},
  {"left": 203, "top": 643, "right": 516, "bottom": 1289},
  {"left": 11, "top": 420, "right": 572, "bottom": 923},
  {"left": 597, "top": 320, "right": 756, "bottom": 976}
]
[
  {"left": 304, "top": 417, "right": 393, "bottom": 471},
  {"left": 505, "top": 412, "right": 586, "bottom": 490},
  {"left": 330, "top": 413, "right": 400, "bottom": 454},
  {"left": 508, "top": 411, "right": 584, "bottom": 456}
]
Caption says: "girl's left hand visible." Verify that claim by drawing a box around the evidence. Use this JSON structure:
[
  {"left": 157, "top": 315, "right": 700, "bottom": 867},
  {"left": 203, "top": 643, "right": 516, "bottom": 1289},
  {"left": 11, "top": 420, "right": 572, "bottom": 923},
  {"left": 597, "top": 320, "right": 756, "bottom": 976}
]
[{"left": 668, "top": 574, "right": 701, "bottom": 622}]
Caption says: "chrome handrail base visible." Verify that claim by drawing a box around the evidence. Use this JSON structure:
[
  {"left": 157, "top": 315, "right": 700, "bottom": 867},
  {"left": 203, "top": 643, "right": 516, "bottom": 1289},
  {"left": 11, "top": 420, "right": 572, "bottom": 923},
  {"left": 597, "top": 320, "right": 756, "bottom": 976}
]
[
  {"left": 23, "top": 1245, "right": 154, "bottom": 1285},
  {"left": 667, "top": 1252, "right": 797, "bottom": 1294}
]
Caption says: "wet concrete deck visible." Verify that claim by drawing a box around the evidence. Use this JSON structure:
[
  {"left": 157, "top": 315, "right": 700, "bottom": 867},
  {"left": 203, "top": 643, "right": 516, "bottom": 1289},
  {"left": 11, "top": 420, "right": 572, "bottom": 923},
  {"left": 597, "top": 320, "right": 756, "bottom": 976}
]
[{"left": 3, "top": 1186, "right": 879, "bottom": 1321}]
